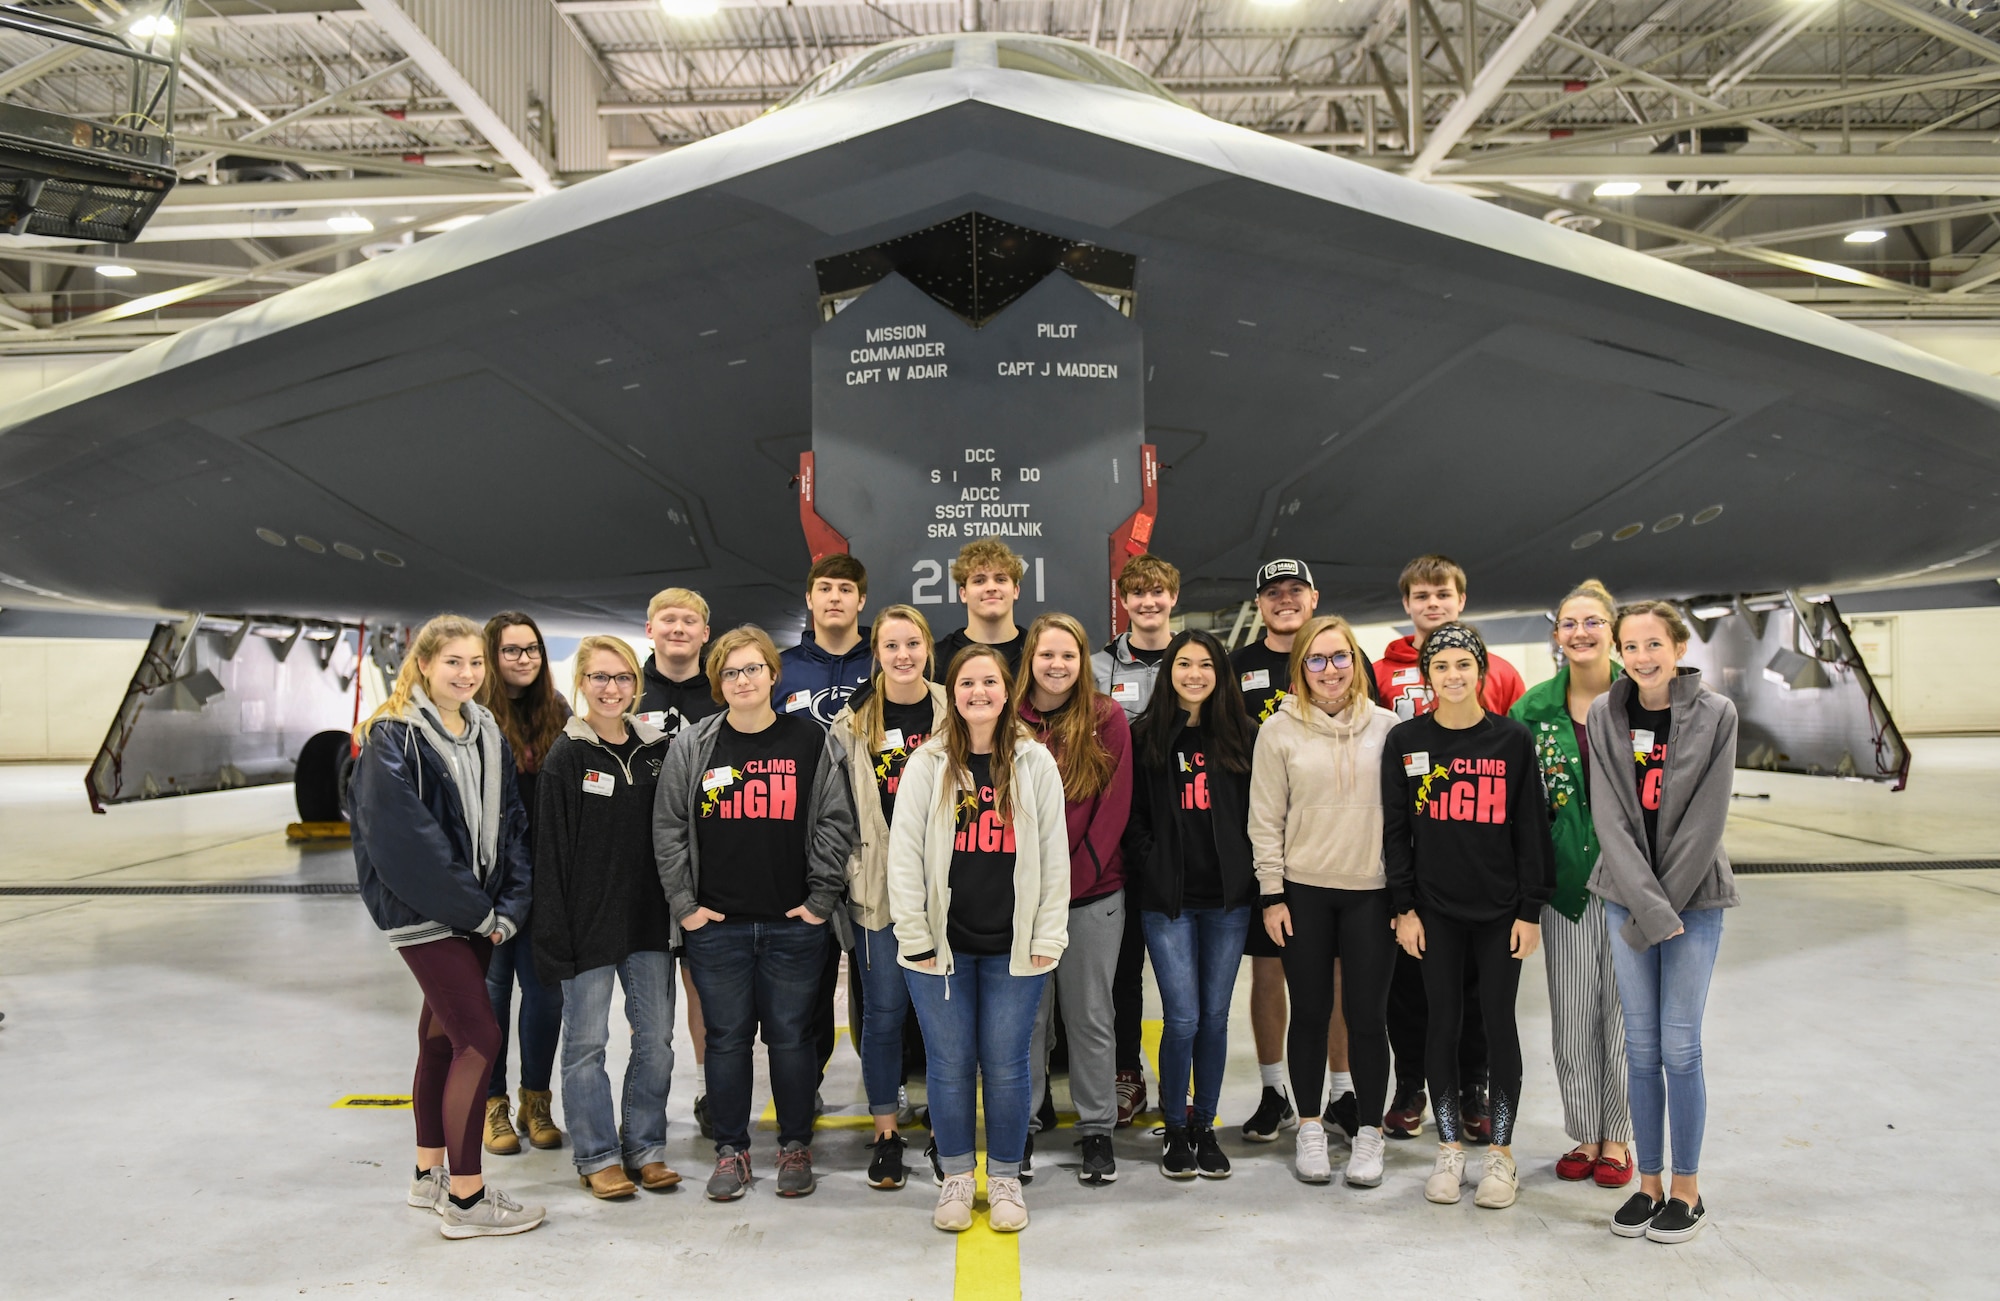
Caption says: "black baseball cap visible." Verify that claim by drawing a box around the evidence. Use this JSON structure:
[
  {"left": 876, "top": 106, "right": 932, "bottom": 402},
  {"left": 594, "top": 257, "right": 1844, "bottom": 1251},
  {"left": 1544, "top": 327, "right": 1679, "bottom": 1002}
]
[{"left": 1255, "top": 559, "right": 1315, "bottom": 593}]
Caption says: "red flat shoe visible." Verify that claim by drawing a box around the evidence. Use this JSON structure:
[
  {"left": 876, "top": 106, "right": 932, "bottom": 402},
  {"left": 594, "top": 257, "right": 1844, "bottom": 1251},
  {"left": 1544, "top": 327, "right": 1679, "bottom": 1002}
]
[
  {"left": 1593, "top": 1154, "right": 1635, "bottom": 1188},
  {"left": 1556, "top": 1148, "right": 1597, "bottom": 1182}
]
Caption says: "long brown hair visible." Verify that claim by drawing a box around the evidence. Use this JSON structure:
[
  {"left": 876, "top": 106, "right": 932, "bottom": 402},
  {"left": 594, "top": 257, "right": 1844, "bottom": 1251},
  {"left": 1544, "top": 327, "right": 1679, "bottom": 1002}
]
[
  {"left": 1013, "top": 612, "right": 1116, "bottom": 802},
  {"left": 1133, "top": 629, "right": 1255, "bottom": 775},
  {"left": 856, "top": 604, "right": 934, "bottom": 752},
  {"left": 479, "top": 611, "right": 566, "bottom": 771},
  {"left": 940, "top": 643, "right": 1024, "bottom": 822},
  {"left": 358, "top": 613, "right": 486, "bottom": 742}
]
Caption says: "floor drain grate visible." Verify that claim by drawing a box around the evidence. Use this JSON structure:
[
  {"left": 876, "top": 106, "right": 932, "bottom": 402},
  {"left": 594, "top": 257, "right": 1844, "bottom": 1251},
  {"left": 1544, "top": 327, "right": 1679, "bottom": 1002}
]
[
  {"left": 0, "top": 882, "right": 360, "bottom": 896},
  {"left": 1734, "top": 860, "right": 2000, "bottom": 875}
]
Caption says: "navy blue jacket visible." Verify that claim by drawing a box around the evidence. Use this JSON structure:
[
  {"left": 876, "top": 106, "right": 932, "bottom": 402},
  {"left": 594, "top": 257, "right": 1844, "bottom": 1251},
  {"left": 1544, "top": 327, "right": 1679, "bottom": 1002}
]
[
  {"left": 351, "top": 718, "right": 534, "bottom": 943},
  {"left": 774, "top": 625, "right": 873, "bottom": 730}
]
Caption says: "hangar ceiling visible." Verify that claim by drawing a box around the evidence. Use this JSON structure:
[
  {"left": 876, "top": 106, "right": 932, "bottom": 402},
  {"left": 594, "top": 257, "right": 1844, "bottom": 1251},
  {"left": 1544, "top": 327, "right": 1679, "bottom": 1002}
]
[{"left": 1, "top": 0, "right": 1998, "bottom": 351}]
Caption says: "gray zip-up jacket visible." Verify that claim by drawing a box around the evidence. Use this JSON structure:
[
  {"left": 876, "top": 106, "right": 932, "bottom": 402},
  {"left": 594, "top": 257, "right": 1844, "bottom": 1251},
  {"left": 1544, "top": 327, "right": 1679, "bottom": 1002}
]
[
  {"left": 1091, "top": 632, "right": 1162, "bottom": 721},
  {"left": 652, "top": 711, "right": 858, "bottom": 952},
  {"left": 1586, "top": 668, "right": 1740, "bottom": 952},
  {"left": 828, "top": 682, "right": 951, "bottom": 934}
]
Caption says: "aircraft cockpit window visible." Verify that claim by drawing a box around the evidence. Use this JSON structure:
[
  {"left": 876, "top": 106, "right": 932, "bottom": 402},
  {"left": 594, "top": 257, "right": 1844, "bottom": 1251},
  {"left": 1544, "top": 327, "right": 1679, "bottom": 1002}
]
[{"left": 993, "top": 39, "right": 1175, "bottom": 100}]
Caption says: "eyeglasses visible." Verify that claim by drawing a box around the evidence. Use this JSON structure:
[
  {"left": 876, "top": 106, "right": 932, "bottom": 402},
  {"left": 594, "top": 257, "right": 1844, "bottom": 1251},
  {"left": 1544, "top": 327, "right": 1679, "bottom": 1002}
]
[
  {"left": 583, "top": 672, "right": 636, "bottom": 689},
  {"left": 1556, "top": 617, "right": 1610, "bottom": 634},
  {"left": 718, "top": 662, "right": 769, "bottom": 684},
  {"left": 1304, "top": 652, "right": 1353, "bottom": 672},
  {"left": 498, "top": 644, "right": 544, "bottom": 661}
]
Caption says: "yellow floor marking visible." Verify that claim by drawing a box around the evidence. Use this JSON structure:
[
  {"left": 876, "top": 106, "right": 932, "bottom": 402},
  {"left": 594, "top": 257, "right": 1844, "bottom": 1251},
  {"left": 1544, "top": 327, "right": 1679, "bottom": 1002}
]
[
  {"left": 329, "top": 1094, "right": 411, "bottom": 1109},
  {"left": 955, "top": 1154, "right": 1020, "bottom": 1301}
]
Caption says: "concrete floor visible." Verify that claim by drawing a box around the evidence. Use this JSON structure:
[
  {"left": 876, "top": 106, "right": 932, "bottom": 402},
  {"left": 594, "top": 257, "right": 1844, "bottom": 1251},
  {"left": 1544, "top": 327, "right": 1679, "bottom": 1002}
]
[{"left": 3, "top": 740, "right": 1997, "bottom": 1299}]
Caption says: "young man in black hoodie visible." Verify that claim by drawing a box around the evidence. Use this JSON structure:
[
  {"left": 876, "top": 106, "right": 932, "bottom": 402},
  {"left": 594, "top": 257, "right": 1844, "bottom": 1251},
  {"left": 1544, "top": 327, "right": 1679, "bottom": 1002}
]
[
  {"left": 639, "top": 588, "right": 720, "bottom": 742},
  {"left": 638, "top": 586, "right": 723, "bottom": 1137},
  {"left": 933, "top": 539, "right": 1028, "bottom": 675}
]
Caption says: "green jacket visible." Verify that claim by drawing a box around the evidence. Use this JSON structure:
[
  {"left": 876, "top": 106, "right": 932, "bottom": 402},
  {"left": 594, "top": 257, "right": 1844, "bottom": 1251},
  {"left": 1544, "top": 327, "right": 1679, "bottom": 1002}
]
[{"left": 1509, "top": 664, "right": 1621, "bottom": 922}]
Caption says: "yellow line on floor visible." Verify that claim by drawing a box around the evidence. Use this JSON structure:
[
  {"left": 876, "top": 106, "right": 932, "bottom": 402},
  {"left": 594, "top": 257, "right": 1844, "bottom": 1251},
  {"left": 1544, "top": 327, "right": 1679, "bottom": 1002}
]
[{"left": 954, "top": 1154, "right": 1020, "bottom": 1301}]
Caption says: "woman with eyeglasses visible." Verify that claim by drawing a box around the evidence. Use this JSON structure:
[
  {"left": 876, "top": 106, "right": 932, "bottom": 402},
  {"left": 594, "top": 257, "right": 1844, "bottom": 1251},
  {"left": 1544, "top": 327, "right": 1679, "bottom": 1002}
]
[
  {"left": 532, "top": 636, "right": 677, "bottom": 1199},
  {"left": 1249, "top": 615, "right": 1400, "bottom": 1189},
  {"left": 654, "top": 626, "right": 857, "bottom": 1203},
  {"left": 1509, "top": 580, "right": 1633, "bottom": 1192},
  {"left": 477, "top": 613, "right": 571, "bottom": 1157}
]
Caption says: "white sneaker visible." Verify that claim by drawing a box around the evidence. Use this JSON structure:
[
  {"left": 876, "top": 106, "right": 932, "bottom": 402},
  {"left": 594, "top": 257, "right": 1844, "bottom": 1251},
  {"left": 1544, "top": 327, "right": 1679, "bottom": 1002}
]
[
  {"left": 933, "top": 1173, "right": 975, "bottom": 1232},
  {"left": 1292, "top": 1119, "right": 1333, "bottom": 1183},
  {"left": 1345, "top": 1126, "right": 1386, "bottom": 1188},
  {"left": 987, "top": 1175, "right": 1028, "bottom": 1232},
  {"left": 1474, "top": 1149, "right": 1519, "bottom": 1209},
  {"left": 438, "top": 1185, "right": 545, "bottom": 1239},
  {"left": 407, "top": 1166, "right": 447, "bottom": 1214},
  {"left": 1424, "top": 1146, "right": 1466, "bottom": 1204}
]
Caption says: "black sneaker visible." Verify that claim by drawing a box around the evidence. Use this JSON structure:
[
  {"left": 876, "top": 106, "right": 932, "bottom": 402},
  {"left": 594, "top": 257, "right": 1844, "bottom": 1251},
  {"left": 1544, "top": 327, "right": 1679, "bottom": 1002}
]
[
  {"left": 1241, "top": 1086, "right": 1296, "bottom": 1143},
  {"left": 1191, "top": 1125, "right": 1231, "bottom": 1179},
  {"left": 923, "top": 1135, "right": 945, "bottom": 1186},
  {"left": 1611, "top": 1191, "right": 1663, "bottom": 1238},
  {"left": 1077, "top": 1133, "right": 1117, "bottom": 1186},
  {"left": 1160, "top": 1127, "right": 1197, "bottom": 1179},
  {"left": 1645, "top": 1197, "right": 1707, "bottom": 1244},
  {"left": 867, "top": 1132, "right": 907, "bottom": 1190},
  {"left": 1328, "top": 1090, "right": 1361, "bottom": 1141},
  {"left": 694, "top": 1093, "right": 713, "bottom": 1141},
  {"left": 1020, "top": 1130, "right": 1036, "bottom": 1184},
  {"left": 1383, "top": 1086, "right": 1425, "bottom": 1140}
]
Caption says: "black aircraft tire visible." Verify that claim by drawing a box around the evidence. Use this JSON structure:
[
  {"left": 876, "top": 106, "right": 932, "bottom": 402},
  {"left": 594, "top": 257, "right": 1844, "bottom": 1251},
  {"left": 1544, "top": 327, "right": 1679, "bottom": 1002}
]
[{"left": 294, "top": 729, "right": 352, "bottom": 823}]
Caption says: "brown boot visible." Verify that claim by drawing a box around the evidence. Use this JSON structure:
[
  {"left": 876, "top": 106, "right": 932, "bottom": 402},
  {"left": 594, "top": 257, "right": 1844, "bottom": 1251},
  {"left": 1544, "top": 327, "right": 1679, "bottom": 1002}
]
[
  {"left": 483, "top": 1095, "right": 521, "bottom": 1156},
  {"left": 628, "top": 1162, "right": 682, "bottom": 1191},
  {"left": 519, "top": 1087, "right": 564, "bottom": 1150},
  {"left": 580, "top": 1166, "right": 637, "bottom": 1199}
]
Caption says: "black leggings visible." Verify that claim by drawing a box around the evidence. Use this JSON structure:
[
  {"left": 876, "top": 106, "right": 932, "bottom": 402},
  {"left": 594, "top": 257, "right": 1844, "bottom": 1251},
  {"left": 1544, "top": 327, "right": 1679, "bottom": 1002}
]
[
  {"left": 1389, "top": 947, "right": 1488, "bottom": 1096},
  {"left": 1279, "top": 885, "right": 1396, "bottom": 1126},
  {"left": 1417, "top": 911, "right": 1523, "bottom": 1146},
  {"left": 1113, "top": 900, "right": 1145, "bottom": 1073}
]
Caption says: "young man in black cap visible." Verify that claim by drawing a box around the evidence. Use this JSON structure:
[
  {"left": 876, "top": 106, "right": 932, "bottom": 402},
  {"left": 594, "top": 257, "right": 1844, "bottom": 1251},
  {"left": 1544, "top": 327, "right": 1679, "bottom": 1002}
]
[{"left": 1229, "top": 559, "right": 1317, "bottom": 1141}]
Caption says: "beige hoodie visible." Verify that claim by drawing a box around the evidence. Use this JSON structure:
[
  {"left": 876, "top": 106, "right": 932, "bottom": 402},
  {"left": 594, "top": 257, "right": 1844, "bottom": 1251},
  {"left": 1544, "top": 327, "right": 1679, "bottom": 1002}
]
[{"left": 1249, "top": 692, "right": 1398, "bottom": 894}]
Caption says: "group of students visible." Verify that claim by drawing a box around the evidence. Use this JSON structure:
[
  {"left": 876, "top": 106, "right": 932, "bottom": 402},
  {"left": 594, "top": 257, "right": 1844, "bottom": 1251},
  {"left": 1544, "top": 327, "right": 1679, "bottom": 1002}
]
[{"left": 349, "top": 538, "right": 1739, "bottom": 1246}]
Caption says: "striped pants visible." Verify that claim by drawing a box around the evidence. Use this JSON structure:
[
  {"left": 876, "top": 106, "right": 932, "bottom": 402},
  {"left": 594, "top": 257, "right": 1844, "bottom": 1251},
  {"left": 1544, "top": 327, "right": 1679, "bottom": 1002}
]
[{"left": 1542, "top": 896, "right": 1632, "bottom": 1145}]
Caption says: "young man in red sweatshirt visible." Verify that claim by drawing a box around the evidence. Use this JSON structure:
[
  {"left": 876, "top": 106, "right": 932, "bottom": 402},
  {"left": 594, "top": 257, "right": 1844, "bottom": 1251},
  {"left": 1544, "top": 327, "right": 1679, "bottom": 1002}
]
[
  {"left": 1374, "top": 555, "right": 1526, "bottom": 720},
  {"left": 1373, "top": 553, "right": 1516, "bottom": 1144}
]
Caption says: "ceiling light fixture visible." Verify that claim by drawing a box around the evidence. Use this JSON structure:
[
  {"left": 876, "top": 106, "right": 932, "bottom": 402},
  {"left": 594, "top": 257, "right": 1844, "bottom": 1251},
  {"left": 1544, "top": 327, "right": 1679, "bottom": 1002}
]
[
  {"left": 128, "top": 14, "right": 175, "bottom": 38},
  {"left": 659, "top": 0, "right": 721, "bottom": 16},
  {"left": 95, "top": 263, "right": 138, "bottom": 278},
  {"left": 1844, "top": 229, "right": 1887, "bottom": 244},
  {"left": 1592, "top": 181, "right": 1642, "bottom": 197},
  {"left": 326, "top": 213, "right": 374, "bottom": 233}
]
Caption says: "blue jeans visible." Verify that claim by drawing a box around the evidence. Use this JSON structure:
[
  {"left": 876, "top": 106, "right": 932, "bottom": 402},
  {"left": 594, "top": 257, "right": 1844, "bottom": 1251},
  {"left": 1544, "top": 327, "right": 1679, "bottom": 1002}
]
[
  {"left": 682, "top": 918, "right": 829, "bottom": 1152},
  {"left": 1141, "top": 907, "right": 1251, "bottom": 1129},
  {"left": 856, "top": 924, "right": 912, "bottom": 1117},
  {"left": 1605, "top": 901, "right": 1725, "bottom": 1178},
  {"left": 905, "top": 955, "right": 1047, "bottom": 1179},
  {"left": 485, "top": 917, "right": 564, "bottom": 1096},
  {"left": 560, "top": 949, "right": 676, "bottom": 1175}
]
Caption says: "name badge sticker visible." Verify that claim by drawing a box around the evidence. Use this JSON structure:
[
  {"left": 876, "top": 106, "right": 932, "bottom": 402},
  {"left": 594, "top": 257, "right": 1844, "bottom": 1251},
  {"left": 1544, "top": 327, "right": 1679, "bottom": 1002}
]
[
  {"left": 1391, "top": 668, "right": 1422, "bottom": 686},
  {"left": 784, "top": 690, "right": 812, "bottom": 713},
  {"left": 1630, "top": 729, "right": 1656, "bottom": 761},
  {"left": 1241, "top": 669, "right": 1271, "bottom": 691},
  {"left": 880, "top": 729, "right": 904, "bottom": 752},
  {"left": 1402, "top": 751, "right": 1430, "bottom": 777},
  {"left": 701, "top": 766, "right": 736, "bottom": 792},
  {"left": 1110, "top": 680, "right": 1139, "bottom": 702},
  {"left": 582, "top": 770, "right": 615, "bottom": 797},
  {"left": 636, "top": 710, "right": 666, "bottom": 729}
]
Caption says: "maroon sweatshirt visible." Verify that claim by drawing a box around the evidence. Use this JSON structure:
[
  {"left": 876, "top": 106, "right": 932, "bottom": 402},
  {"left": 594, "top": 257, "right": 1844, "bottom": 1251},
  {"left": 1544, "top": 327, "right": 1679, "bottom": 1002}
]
[{"left": 1019, "top": 694, "right": 1133, "bottom": 903}]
